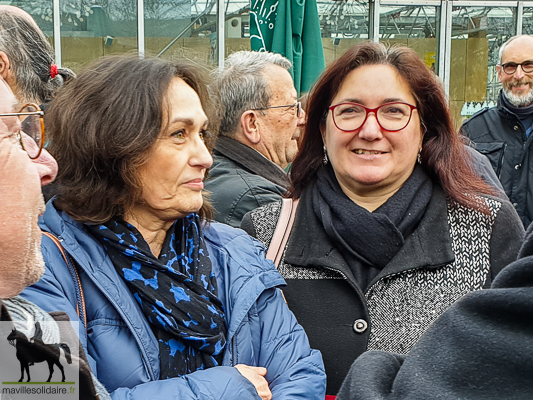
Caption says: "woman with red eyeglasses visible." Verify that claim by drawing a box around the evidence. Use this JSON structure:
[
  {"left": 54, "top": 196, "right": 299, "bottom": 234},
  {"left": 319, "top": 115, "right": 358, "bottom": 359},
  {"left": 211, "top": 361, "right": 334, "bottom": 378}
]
[{"left": 241, "top": 42, "right": 524, "bottom": 397}]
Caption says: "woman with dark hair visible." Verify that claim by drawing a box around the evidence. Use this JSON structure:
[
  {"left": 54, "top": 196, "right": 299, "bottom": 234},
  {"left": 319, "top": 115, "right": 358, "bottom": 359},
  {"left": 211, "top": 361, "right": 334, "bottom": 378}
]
[
  {"left": 20, "top": 55, "right": 325, "bottom": 400},
  {"left": 241, "top": 42, "right": 524, "bottom": 396}
]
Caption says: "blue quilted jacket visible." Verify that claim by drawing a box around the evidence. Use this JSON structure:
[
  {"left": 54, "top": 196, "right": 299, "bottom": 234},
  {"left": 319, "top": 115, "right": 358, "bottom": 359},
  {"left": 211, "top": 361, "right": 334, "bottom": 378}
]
[{"left": 21, "top": 201, "right": 326, "bottom": 399}]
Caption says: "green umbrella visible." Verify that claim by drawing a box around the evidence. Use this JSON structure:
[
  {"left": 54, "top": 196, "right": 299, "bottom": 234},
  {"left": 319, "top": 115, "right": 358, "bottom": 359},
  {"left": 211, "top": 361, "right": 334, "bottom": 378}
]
[{"left": 250, "top": 0, "right": 325, "bottom": 94}]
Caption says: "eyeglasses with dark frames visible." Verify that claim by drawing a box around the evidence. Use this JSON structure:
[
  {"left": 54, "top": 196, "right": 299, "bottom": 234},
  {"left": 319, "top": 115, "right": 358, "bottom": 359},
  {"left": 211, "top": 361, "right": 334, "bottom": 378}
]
[
  {"left": 328, "top": 102, "right": 418, "bottom": 132},
  {"left": 253, "top": 101, "right": 302, "bottom": 118},
  {"left": 0, "top": 103, "right": 44, "bottom": 159},
  {"left": 499, "top": 61, "right": 533, "bottom": 75}
]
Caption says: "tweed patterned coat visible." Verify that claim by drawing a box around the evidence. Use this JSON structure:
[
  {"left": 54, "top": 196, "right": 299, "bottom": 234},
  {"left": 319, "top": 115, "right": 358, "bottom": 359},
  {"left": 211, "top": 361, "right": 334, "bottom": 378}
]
[{"left": 241, "top": 184, "right": 524, "bottom": 395}]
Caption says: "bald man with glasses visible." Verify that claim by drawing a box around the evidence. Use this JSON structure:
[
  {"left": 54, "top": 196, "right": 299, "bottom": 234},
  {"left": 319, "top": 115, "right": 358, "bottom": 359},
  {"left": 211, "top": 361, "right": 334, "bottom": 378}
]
[{"left": 462, "top": 34, "right": 533, "bottom": 228}]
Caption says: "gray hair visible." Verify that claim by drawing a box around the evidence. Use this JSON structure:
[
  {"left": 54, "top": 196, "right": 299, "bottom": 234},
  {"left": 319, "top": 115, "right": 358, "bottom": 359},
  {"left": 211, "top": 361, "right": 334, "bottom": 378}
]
[
  {"left": 498, "top": 34, "right": 533, "bottom": 64},
  {"left": 212, "top": 51, "right": 292, "bottom": 138},
  {"left": 0, "top": 10, "right": 73, "bottom": 104}
]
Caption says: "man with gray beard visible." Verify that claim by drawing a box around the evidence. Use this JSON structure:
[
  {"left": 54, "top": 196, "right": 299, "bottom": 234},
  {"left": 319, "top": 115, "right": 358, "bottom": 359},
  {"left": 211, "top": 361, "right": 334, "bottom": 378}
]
[{"left": 462, "top": 35, "right": 533, "bottom": 227}]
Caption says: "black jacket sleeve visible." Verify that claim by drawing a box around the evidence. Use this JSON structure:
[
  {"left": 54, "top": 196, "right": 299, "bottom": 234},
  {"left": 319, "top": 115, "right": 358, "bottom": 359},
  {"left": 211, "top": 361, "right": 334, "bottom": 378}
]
[{"left": 488, "top": 199, "right": 525, "bottom": 282}]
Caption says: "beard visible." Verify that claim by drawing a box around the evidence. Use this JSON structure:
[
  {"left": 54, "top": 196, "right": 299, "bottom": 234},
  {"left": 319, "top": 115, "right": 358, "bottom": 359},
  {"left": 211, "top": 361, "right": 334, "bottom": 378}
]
[
  {"left": 502, "top": 78, "right": 533, "bottom": 107},
  {"left": 0, "top": 199, "right": 45, "bottom": 299},
  {"left": 23, "top": 222, "right": 45, "bottom": 289},
  {"left": 0, "top": 226, "right": 45, "bottom": 299}
]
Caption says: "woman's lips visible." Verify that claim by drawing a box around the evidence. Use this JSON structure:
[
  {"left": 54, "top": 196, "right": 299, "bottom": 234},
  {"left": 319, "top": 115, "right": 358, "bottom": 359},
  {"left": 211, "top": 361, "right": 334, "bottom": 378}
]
[
  {"left": 352, "top": 149, "right": 387, "bottom": 161},
  {"left": 353, "top": 149, "right": 385, "bottom": 155},
  {"left": 183, "top": 178, "right": 204, "bottom": 189}
]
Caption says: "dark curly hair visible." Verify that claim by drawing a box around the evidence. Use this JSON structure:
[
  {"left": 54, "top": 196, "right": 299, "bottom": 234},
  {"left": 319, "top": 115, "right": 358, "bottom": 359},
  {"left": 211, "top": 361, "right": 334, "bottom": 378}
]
[{"left": 47, "top": 55, "right": 215, "bottom": 223}]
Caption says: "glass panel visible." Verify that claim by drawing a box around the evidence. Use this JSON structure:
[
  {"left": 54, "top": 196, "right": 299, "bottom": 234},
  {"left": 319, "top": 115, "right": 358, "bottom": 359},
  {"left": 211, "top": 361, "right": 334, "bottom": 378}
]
[
  {"left": 225, "top": 1, "right": 250, "bottom": 59},
  {"left": 57, "top": 0, "right": 137, "bottom": 73},
  {"left": 146, "top": 1, "right": 220, "bottom": 69},
  {"left": 10, "top": 1, "right": 54, "bottom": 50},
  {"left": 450, "top": 6, "right": 516, "bottom": 125},
  {"left": 523, "top": 7, "right": 533, "bottom": 35},
  {"left": 317, "top": 0, "right": 370, "bottom": 65},
  {"left": 379, "top": 5, "right": 440, "bottom": 74}
]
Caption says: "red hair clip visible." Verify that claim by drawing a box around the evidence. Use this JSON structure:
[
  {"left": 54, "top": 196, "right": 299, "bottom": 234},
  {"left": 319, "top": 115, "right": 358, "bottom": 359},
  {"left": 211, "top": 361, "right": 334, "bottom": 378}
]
[{"left": 50, "top": 64, "right": 58, "bottom": 79}]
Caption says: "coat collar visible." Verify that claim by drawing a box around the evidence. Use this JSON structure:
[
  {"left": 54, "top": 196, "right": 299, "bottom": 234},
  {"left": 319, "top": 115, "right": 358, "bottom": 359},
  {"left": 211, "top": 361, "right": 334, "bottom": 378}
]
[
  {"left": 214, "top": 136, "right": 290, "bottom": 190},
  {"left": 284, "top": 184, "right": 455, "bottom": 289}
]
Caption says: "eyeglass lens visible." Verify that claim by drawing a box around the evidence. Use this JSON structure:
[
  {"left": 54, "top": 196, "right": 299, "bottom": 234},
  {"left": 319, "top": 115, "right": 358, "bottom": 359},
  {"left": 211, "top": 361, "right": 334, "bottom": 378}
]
[
  {"left": 332, "top": 103, "right": 413, "bottom": 132},
  {"left": 502, "top": 61, "right": 533, "bottom": 75},
  {"left": 19, "top": 105, "right": 43, "bottom": 159}
]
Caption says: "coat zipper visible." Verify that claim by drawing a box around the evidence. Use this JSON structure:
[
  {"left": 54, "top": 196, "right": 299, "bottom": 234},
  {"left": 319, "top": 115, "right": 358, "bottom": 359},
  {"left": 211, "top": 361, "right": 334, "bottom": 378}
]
[{"left": 232, "top": 336, "right": 237, "bottom": 366}]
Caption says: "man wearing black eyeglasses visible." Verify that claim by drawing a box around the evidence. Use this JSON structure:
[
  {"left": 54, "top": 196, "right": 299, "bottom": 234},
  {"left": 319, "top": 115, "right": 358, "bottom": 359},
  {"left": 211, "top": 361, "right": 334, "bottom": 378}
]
[{"left": 462, "top": 34, "right": 533, "bottom": 228}]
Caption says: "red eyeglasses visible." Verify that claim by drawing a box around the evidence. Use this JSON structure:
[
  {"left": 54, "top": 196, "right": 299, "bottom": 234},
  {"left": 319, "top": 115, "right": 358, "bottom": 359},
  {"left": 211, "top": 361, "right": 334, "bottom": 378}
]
[{"left": 329, "top": 102, "right": 418, "bottom": 132}]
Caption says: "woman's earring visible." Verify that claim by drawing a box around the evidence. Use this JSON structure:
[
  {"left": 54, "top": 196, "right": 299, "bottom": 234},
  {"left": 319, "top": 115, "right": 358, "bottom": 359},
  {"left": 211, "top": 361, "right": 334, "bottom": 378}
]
[
  {"left": 323, "top": 146, "right": 329, "bottom": 165},
  {"left": 417, "top": 148, "right": 422, "bottom": 164}
]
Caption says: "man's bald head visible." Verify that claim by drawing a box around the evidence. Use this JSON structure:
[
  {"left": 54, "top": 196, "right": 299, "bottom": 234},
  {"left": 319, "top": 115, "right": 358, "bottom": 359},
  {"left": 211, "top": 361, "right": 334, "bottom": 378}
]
[
  {"left": 0, "top": 6, "right": 55, "bottom": 104},
  {"left": 498, "top": 35, "right": 533, "bottom": 64},
  {"left": 497, "top": 35, "right": 533, "bottom": 107},
  {"left": 0, "top": 6, "right": 41, "bottom": 31}
]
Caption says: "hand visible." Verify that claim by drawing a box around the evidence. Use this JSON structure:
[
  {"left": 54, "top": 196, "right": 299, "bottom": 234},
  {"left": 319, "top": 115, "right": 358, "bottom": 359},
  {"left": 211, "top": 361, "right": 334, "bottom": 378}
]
[{"left": 235, "top": 364, "right": 272, "bottom": 400}]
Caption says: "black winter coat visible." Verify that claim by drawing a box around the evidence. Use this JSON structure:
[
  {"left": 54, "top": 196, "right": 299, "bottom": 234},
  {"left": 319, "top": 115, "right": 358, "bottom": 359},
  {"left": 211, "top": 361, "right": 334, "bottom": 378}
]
[
  {"left": 242, "top": 184, "right": 524, "bottom": 395},
  {"left": 462, "top": 91, "right": 533, "bottom": 227},
  {"left": 205, "top": 137, "right": 289, "bottom": 228},
  {"left": 337, "top": 224, "right": 533, "bottom": 400}
]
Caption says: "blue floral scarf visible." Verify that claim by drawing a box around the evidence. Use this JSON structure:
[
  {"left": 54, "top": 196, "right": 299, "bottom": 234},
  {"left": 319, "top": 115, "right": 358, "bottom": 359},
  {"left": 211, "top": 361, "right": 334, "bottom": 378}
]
[{"left": 87, "top": 214, "right": 226, "bottom": 378}]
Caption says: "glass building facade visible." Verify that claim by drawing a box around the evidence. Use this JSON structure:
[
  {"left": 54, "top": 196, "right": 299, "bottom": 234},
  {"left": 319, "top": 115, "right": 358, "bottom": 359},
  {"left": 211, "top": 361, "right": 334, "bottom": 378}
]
[{"left": 9, "top": 0, "right": 529, "bottom": 123}]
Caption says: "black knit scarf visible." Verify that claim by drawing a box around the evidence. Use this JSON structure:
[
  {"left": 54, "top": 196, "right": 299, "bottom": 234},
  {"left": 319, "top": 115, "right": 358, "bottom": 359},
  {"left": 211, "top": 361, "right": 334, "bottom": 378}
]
[
  {"left": 312, "top": 164, "right": 433, "bottom": 290},
  {"left": 87, "top": 214, "right": 226, "bottom": 378}
]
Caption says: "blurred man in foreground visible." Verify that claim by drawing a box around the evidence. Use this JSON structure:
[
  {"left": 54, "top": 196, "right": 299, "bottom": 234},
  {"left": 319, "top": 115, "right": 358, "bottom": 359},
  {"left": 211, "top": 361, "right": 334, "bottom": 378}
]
[{"left": 0, "top": 77, "right": 107, "bottom": 399}]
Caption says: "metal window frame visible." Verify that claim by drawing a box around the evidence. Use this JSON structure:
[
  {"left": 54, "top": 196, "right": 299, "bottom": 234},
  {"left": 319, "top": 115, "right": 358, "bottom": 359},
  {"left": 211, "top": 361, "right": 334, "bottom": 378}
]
[
  {"left": 517, "top": 1, "right": 524, "bottom": 34},
  {"left": 452, "top": 1, "right": 518, "bottom": 6},
  {"left": 138, "top": 0, "right": 145, "bottom": 58},
  {"left": 53, "top": 0, "right": 60, "bottom": 67},
  {"left": 371, "top": 0, "right": 381, "bottom": 42},
  {"left": 441, "top": 1, "right": 453, "bottom": 96},
  {"left": 217, "top": 0, "right": 226, "bottom": 70},
  {"left": 381, "top": 0, "right": 441, "bottom": 5}
]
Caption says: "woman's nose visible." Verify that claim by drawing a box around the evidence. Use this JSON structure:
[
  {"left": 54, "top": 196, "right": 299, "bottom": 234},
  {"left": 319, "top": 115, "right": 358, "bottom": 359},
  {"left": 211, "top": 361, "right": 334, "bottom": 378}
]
[
  {"left": 358, "top": 112, "right": 383, "bottom": 141},
  {"left": 191, "top": 135, "right": 213, "bottom": 169}
]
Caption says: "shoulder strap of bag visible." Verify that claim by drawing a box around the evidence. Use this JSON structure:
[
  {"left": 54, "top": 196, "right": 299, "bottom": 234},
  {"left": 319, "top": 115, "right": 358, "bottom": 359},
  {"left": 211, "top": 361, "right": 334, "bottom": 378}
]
[
  {"left": 41, "top": 231, "right": 88, "bottom": 332},
  {"left": 266, "top": 198, "right": 300, "bottom": 267}
]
